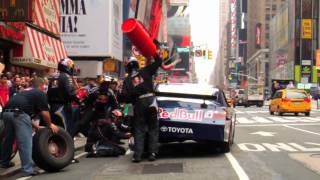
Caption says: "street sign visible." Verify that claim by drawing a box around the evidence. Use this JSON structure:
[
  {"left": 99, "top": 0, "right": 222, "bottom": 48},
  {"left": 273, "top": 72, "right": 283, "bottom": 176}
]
[{"left": 302, "top": 19, "right": 312, "bottom": 39}]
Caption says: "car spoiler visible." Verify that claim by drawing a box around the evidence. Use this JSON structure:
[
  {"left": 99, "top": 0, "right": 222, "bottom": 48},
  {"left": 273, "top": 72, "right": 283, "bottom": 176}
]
[{"left": 156, "top": 92, "right": 217, "bottom": 101}]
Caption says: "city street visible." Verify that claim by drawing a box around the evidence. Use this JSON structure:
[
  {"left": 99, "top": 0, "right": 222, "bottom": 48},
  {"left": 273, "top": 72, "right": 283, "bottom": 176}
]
[{"left": 5, "top": 106, "right": 320, "bottom": 180}]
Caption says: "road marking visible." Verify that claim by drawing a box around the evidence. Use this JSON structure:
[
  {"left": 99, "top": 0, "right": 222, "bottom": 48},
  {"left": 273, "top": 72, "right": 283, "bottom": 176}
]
[
  {"left": 267, "top": 116, "right": 292, "bottom": 123},
  {"left": 251, "top": 116, "right": 273, "bottom": 123},
  {"left": 237, "top": 117, "right": 255, "bottom": 124},
  {"left": 225, "top": 153, "right": 250, "bottom": 180},
  {"left": 283, "top": 125, "right": 320, "bottom": 136},
  {"left": 238, "top": 142, "right": 320, "bottom": 152},
  {"left": 238, "top": 123, "right": 320, "bottom": 127},
  {"left": 250, "top": 131, "right": 276, "bottom": 137}
]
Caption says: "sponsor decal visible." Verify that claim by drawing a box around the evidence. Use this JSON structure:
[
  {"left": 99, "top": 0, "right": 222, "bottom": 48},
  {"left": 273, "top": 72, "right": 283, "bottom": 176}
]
[
  {"left": 158, "top": 108, "right": 226, "bottom": 121},
  {"left": 160, "top": 126, "right": 193, "bottom": 134}
]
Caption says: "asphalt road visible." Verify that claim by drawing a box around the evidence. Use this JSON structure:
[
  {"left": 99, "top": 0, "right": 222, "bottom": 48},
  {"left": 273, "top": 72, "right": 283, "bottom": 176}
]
[{"left": 9, "top": 106, "right": 320, "bottom": 180}]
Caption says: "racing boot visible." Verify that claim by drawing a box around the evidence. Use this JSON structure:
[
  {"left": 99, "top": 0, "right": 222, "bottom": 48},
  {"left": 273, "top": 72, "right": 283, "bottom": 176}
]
[{"left": 148, "top": 153, "right": 156, "bottom": 161}]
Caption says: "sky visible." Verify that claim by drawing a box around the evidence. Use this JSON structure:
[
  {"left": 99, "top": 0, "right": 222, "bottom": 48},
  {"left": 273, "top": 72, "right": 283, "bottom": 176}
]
[{"left": 189, "top": 0, "right": 219, "bottom": 84}]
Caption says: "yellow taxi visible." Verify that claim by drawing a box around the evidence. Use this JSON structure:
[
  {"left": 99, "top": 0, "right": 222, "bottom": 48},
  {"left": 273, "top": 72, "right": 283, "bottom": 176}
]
[{"left": 269, "top": 89, "right": 311, "bottom": 116}]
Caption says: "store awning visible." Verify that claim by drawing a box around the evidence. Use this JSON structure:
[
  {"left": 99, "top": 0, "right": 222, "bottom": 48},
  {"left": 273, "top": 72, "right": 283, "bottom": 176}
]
[{"left": 11, "top": 26, "right": 67, "bottom": 69}]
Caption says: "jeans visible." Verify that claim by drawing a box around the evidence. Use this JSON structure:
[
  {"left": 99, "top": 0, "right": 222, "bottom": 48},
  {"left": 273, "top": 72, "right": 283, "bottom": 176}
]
[
  {"left": 50, "top": 103, "right": 74, "bottom": 136},
  {"left": 1, "top": 112, "right": 33, "bottom": 174}
]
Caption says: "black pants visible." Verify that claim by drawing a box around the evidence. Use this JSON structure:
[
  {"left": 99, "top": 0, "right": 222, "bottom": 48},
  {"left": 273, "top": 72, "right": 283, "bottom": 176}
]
[
  {"left": 49, "top": 103, "right": 74, "bottom": 136},
  {"left": 133, "top": 96, "right": 159, "bottom": 158},
  {"left": 72, "top": 108, "right": 95, "bottom": 137}
]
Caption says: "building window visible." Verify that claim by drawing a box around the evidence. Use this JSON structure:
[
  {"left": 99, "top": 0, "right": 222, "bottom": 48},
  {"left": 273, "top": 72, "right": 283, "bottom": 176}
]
[
  {"left": 265, "top": 14, "right": 270, "bottom": 20},
  {"left": 272, "top": 4, "right": 276, "bottom": 11}
]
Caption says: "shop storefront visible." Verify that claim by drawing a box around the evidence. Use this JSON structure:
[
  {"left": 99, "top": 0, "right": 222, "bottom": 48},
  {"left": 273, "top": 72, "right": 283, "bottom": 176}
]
[{"left": 0, "top": 0, "right": 67, "bottom": 74}]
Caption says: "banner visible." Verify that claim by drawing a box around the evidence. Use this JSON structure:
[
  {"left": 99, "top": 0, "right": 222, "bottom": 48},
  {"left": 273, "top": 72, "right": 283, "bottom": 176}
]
[
  {"left": 149, "top": 0, "right": 162, "bottom": 40},
  {"left": 33, "top": 0, "right": 60, "bottom": 35},
  {"left": 0, "top": 0, "right": 32, "bottom": 21},
  {"left": 60, "top": 0, "right": 123, "bottom": 60}
]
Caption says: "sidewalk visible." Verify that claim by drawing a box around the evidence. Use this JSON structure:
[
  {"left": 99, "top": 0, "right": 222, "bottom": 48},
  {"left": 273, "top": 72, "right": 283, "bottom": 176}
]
[{"left": 0, "top": 137, "right": 86, "bottom": 178}]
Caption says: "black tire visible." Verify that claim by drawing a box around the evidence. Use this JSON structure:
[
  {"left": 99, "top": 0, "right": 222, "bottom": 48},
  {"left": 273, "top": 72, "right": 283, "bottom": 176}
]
[
  {"left": 305, "top": 112, "right": 310, "bottom": 116},
  {"left": 270, "top": 111, "right": 274, "bottom": 115},
  {"left": 221, "top": 141, "right": 231, "bottom": 153},
  {"left": 279, "top": 112, "right": 284, "bottom": 116},
  {"left": 294, "top": 113, "right": 298, "bottom": 116},
  {"left": 33, "top": 128, "right": 74, "bottom": 172}
]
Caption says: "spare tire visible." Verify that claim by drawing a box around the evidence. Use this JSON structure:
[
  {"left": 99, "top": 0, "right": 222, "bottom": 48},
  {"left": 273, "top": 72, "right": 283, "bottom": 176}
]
[{"left": 32, "top": 128, "right": 74, "bottom": 172}]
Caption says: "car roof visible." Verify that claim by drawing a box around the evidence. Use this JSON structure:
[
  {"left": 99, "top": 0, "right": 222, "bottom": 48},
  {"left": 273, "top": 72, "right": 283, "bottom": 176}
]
[
  {"left": 278, "top": 89, "right": 306, "bottom": 92},
  {"left": 157, "top": 83, "right": 220, "bottom": 96}
]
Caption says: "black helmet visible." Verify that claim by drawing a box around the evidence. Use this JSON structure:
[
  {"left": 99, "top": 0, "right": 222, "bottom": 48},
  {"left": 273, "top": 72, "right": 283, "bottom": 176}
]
[
  {"left": 58, "top": 58, "right": 75, "bottom": 75},
  {"left": 126, "top": 57, "right": 139, "bottom": 74}
]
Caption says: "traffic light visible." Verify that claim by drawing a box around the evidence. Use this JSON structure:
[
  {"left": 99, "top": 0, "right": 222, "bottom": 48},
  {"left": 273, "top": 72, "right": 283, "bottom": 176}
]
[{"left": 208, "top": 50, "right": 212, "bottom": 60}]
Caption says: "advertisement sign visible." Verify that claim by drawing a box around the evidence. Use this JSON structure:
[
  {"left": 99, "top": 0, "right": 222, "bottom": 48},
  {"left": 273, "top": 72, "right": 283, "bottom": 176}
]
[
  {"left": 34, "top": 0, "right": 60, "bottom": 35},
  {"left": 0, "top": 23, "right": 25, "bottom": 44},
  {"left": 316, "top": 49, "right": 320, "bottom": 69},
  {"left": 230, "top": 0, "right": 237, "bottom": 58},
  {"left": 302, "top": 19, "right": 312, "bottom": 39},
  {"left": 61, "top": 0, "right": 123, "bottom": 60},
  {"left": 0, "top": 0, "right": 32, "bottom": 21},
  {"left": 255, "top": 23, "right": 262, "bottom": 48}
]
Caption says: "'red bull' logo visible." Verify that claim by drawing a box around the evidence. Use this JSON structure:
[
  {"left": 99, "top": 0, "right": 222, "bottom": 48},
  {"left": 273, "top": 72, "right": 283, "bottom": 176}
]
[{"left": 158, "top": 108, "right": 226, "bottom": 122}]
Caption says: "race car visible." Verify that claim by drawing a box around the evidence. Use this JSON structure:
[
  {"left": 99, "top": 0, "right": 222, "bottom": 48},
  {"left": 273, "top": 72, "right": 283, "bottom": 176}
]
[{"left": 156, "top": 83, "right": 236, "bottom": 152}]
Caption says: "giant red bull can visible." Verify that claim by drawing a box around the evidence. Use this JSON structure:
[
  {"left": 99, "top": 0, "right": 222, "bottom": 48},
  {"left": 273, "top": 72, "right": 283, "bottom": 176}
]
[{"left": 121, "top": 18, "right": 157, "bottom": 59}]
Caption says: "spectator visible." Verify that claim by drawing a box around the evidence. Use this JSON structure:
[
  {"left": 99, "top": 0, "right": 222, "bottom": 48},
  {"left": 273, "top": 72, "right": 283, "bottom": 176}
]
[
  {"left": 0, "top": 74, "right": 10, "bottom": 106},
  {"left": 9, "top": 77, "right": 23, "bottom": 97}
]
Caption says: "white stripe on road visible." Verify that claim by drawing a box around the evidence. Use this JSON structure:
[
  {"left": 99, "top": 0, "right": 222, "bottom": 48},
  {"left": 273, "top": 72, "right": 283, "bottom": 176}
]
[
  {"left": 267, "top": 117, "right": 292, "bottom": 123},
  {"left": 251, "top": 116, "right": 273, "bottom": 123},
  {"left": 283, "top": 125, "right": 320, "bottom": 136},
  {"left": 225, "top": 153, "right": 250, "bottom": 180},
  {"left": 237, "top": 117, "right": 255, "bottom": 124},
  {"left": 237, "top": 123, "right": 320, "bottom": 127}
]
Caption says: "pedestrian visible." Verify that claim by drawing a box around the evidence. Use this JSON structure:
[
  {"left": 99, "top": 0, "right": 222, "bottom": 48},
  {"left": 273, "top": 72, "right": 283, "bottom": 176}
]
[
  {"left": 122, "top": 53, "right": 162, "bottom": 162},
  {"left": 0, "top": 77, "right": 59, "bottom": 177},
  {"left": 0, "top": 74, "right": 10, "bottom": 107}
]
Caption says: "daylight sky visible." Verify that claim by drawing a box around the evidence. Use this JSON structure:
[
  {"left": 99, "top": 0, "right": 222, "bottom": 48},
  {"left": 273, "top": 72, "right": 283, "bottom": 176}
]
[{"left": 190, "top": 0, "right": 219, "bottom": 84}]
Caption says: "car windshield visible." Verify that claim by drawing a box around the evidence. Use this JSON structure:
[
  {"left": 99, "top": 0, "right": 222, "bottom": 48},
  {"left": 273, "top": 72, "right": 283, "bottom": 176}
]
[{"left": 286, "top": 91, "right": 307, "bottom": 99}]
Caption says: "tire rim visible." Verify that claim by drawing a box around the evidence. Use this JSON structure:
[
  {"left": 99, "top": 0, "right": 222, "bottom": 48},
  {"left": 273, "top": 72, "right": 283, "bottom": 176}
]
[{"left": 48, "top": 136, "right": 67, "bottom": 158}]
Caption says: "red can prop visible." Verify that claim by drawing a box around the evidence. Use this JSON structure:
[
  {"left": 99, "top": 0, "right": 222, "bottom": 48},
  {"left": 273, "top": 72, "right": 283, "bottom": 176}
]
[{"left": 122, "top": 18, "right": 157, "bottom": 58}]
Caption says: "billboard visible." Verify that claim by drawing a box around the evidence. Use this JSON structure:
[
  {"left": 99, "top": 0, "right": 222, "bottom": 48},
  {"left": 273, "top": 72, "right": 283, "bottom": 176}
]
[
  {"left": 34, "top": 0, "right": 61, "bottom": 35},
  {"left": 0, "top": 0, "right": 32, "bottom": 21},
  {"left": 60, "top": 0, "right": 123, "bottom": 60}
]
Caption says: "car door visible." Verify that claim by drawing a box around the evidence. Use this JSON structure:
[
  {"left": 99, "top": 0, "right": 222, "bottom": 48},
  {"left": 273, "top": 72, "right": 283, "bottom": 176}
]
[{"left": 271, "top": 91, "right": 280, "bottom": 111}]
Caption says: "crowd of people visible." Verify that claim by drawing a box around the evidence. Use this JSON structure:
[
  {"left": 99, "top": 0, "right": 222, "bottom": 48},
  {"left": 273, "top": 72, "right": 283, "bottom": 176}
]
[{"left": 0, "top": 50, "right": 163, "bottom": 176}]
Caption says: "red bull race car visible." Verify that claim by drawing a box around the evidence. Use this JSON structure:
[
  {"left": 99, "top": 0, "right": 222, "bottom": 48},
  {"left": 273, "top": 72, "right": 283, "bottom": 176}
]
[{"left": 156, "top": 83, "right": 236, "bottom": 152}]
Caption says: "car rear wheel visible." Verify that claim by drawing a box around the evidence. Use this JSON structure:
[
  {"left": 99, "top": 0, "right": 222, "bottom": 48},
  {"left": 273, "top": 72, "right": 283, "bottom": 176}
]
[
  {"left": 269, "top": 106, "right": 274, "bottom": 115},
  {"left": 305, "top": 112, "right": 310, "bottom": 116},
  {"left": 294, "top": 113, "right": 298, "bottom": 116}
]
